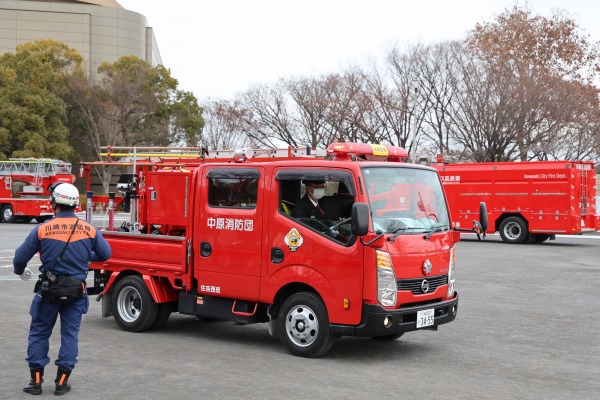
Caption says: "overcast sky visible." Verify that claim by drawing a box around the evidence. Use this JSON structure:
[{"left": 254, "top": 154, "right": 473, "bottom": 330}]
[{"left": 117, "top": 0, "right": 600, "bottom": 101}]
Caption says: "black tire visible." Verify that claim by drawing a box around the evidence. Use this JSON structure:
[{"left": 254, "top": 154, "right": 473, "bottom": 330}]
[
  {"left": 1, "top": 205, "right": 15, "bottom": 223},
  {"left": 111, "top": 275, "right": 159, "bottom": 332},
  {"left": 499, "top": 216, "right": 528, "bottom": 244},
  {"left": 277, "top": 292, "right": 334, "bottom": 358},
  {"left": 151, "top": 302, "right": 174, "bottom": 330},
  {"left": 35, "top": 216, "right": 52, "bottom": 223},
  {"left": 371, "top": 333, "right": 404, "bottom": 341}
]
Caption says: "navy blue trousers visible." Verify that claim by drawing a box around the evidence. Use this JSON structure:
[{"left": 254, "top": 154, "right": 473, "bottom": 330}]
[{"left": 27, "top": 291, "right": 89, "bottom": 370}]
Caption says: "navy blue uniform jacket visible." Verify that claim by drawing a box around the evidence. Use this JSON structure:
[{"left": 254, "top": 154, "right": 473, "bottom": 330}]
[{"left": 13, "top": 212, "right": 112, "bottom": 281}]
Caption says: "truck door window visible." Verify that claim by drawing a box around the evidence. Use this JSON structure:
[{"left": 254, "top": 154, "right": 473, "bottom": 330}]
[
  {"left": 276, "top": 170, "right": 356, "bottom": 245},
  {"left": 207, "top": 168, "right": 260, "bottom": 209}
]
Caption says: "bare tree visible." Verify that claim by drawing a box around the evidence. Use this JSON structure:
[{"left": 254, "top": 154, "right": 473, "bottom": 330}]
[
  {"left": 200, "top": 7, "right": 600, "bottom": 164},
  {"left": 446, "top": 52, "right": 522, "bottom": 161},
  {"left": 234, "top": 81, "right": 299, "bottom": 148},
  {"left": 466, "top": 5, "right": 600, "bottom": 161},
  {"left": 384, "top": 46, "right": 430, "bottom": 158},
  {"left": 329, "top": 68, "right": 381, "bottom": 145},
  {"left": 411, "top": 42, "right": 463, "bottom": 158},
  {"left": 286, "top": 76, "right": 332, "bottom": 148},
  {"left": 201, "top": 100, "right": 250, "bottom": 150}
]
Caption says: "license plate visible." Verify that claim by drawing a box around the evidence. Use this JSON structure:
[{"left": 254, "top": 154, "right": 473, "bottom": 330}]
[{"left": 416, "top": 309, "right": 434, "bottom": 328}]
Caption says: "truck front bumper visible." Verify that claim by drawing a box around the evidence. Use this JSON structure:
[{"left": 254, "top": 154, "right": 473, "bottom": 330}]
[{"left": 330, "top": 292, "right": 458, "bottom": 337}]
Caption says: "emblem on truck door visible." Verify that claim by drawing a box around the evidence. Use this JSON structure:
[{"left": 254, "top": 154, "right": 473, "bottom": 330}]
[
  {"left": 284, "top": 228, "right": 303, "bottom": 252},
  {"left": 423, "top": 259, "right": 432, "bottom": 275}
]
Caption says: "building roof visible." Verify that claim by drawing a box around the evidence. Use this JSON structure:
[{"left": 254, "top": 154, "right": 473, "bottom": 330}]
[
  {"left": 76, "top": 0, "right": 123, "bottom": 8},
  {"left": 23, "top": 0, "right": 124, "bottom": 9}
]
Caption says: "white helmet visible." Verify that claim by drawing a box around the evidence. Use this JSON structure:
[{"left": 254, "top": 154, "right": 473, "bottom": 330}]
[{"left": 50, "top": 183, "right": 80, "bottom": 207}]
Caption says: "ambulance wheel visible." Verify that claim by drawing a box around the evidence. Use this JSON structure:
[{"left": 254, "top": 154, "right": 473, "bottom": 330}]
[
  {"left": 277, "top": 292, "right": 334, "bottom": 358},
  {"left": 1, "top": 205, "right": 15, "bottom": 223},
  {"left": 499, "top": 216, "right": 528, "bottom": 244},
  {"left": 112, "top": 275, "right": 158, "bottom": 332}
]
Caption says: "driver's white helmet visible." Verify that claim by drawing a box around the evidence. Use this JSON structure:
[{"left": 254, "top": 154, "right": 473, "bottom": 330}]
[{"left": 50, "top": 183, "right": 80, "bottom": 207}]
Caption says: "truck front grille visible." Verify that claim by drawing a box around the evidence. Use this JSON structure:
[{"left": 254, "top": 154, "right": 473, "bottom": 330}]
[{"left": 397, "top": 275, "right": 447, "bottom": 295}]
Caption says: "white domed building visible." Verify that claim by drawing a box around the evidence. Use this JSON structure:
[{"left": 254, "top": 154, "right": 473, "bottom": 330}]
[{"left": 0, "top": 0, "right": 161, "bottom": 74}]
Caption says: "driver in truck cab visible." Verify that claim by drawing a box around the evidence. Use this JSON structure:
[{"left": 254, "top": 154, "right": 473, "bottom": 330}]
[
  {"left": 290, "top": 179, "right": 354, "bottom": 243},
  {"left": 292, "top": 180, "right": 328, "bottom": 219},
  {"left": 292, "top": 179, "right": 354, "bottom": 221}
]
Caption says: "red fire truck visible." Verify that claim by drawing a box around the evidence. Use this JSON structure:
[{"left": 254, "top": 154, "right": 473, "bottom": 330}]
[
  {"left": 83, "top": 144, "right": 486, "bottom": 357},
  {"left": 432, "top": 159, "right": 599, "bottom": 244},
  {"left": 0, "top": 158, "right": 75, "bottom": 223}
]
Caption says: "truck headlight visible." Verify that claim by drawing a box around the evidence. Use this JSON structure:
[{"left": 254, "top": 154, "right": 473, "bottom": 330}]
[
  {"left": 376, "top": 250, "right": 397, "bottom": 307},
  {"left": 447, "top": 245, "right": 456, "bottom": 298}
]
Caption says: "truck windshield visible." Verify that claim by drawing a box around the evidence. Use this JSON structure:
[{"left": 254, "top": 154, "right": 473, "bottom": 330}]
[{"left": 362, "top": 166, "right": 450, "bottom": 235}]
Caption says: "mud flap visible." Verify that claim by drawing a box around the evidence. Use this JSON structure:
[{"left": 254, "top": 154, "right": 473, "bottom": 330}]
[{"left": 101, "top": 292, "right": 113, "bottom": 317}]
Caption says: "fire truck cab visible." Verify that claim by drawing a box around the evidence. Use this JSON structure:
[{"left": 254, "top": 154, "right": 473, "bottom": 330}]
[{"left": 85, "top": 143, "right": 486, "bottom": 357}]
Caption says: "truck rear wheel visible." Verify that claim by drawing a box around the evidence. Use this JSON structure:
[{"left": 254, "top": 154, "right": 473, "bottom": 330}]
[
  {"left": 1, "top": 205, "right": 15, "bottom": 223},
  {"left": 277, "top": 292, "right": 334, "bottom": 358},
  {"left": 112, "top": 276, "right": 158, "bottom": 332},
  {"left": 499, "top": 216, "right": 528, "bottom": 244},
  {"left": 151, "top": 302, "right": 174, "bottom": 330}
]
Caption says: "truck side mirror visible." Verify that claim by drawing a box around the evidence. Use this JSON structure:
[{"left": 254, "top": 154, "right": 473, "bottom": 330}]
[
  {"left": 351, "top": 202, "right": 369, "bottom": 236},
  {"left": 479, "top": 202, "right": 488, "bottom": 231}
]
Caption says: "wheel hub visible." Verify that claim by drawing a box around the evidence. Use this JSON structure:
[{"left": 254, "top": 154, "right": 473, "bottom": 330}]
[
  {"left": 506, "top": 222, "right": 521, "bottom": 239},
  {"left": 286, "top": 305, "right": 318, "bottom": 347},
  {"left": 117, "top": 287, "right": 142, "bottom": 322}
]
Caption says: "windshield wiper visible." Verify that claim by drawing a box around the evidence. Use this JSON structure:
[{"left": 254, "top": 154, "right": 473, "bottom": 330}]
[
  {"left": 423, "top": 224, "right": 450, "bottom": 240},
  {"left": 388, "top": 226, "right": 425, "bottom": 242},
  {"left": 388, "top": 227, "right": 406, "bottom": 242}
]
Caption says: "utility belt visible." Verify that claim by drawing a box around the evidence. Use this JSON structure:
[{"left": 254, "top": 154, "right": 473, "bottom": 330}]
[{"left": 34, "top": 273, "right": 86, "bottom": 304}]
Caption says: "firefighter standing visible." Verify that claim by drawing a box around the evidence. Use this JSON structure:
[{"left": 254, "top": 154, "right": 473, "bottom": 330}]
[{"left": 13, "top": 183, "right": 111, "bottom": 396}]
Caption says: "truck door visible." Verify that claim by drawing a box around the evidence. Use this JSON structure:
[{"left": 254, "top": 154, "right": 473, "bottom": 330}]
[
  {"left": 194, "top": 167, "right": 263, "bottom": 301},
  {"left": 266, "top": 168, "right": 364, "bottom": 325}
]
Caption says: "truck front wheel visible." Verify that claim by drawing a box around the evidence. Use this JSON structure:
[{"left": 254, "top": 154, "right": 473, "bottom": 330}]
[
  {"left": 499, "top": 216, "right": 528, "bottom": 244},
  {"left": 277, "top": 292, "right": 334, "bottom": 358},
  {"left": 112, "top": 276, "right": 159, "bottom": 332}
]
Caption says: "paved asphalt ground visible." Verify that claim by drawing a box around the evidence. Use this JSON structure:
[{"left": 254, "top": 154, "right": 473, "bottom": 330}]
[{"left": 0, "top": 218, "right": 599, "bottom": 400}]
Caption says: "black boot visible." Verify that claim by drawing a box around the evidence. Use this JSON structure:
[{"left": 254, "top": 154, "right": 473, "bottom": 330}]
[
  {"left": 23, "top": 367, "right": 44, "bottom": 395},
  {"left": 54, "top": 367, "right": 71, "bottom": 396}
]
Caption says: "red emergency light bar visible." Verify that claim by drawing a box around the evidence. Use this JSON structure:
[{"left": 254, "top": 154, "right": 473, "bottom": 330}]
[{"left": 326, "top": 143, "right": 408, "bottom": 162}]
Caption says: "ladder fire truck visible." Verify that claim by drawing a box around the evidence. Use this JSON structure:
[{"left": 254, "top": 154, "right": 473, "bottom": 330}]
[
  {"left": 82, "top": 144, "right": 486, "bottom": 358},
  {"left": 0, "top": 158, "right": 75, "bottom": 223}
]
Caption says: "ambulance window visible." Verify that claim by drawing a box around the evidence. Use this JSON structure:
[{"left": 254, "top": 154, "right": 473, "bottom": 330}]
[{"left": 207, "top": 169, "right": 259, "bottom": 209}]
